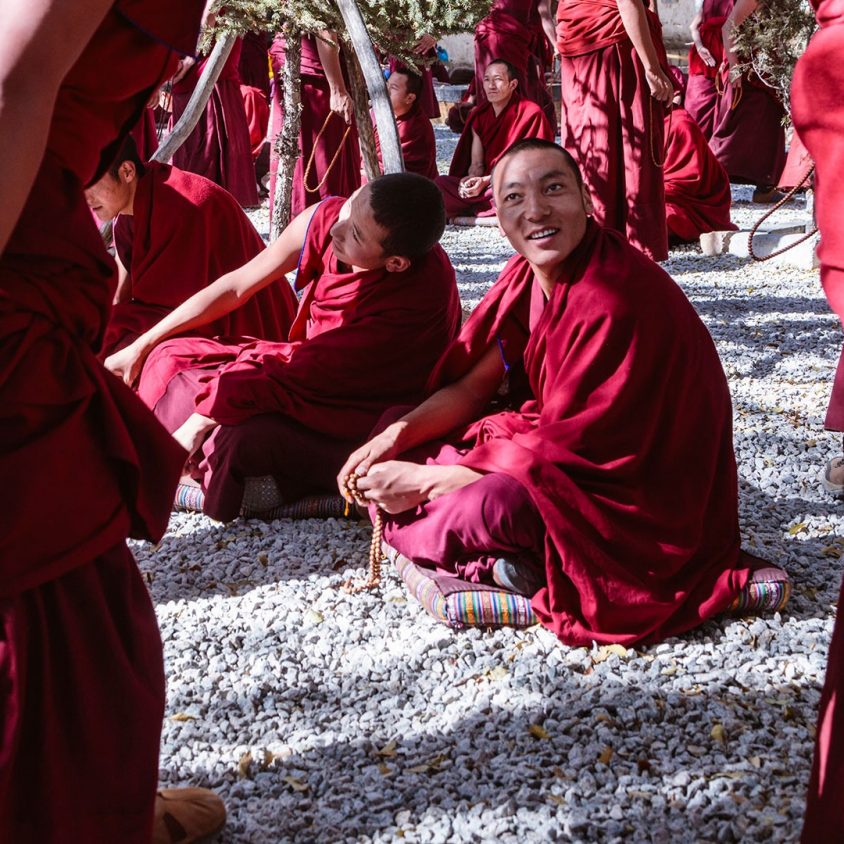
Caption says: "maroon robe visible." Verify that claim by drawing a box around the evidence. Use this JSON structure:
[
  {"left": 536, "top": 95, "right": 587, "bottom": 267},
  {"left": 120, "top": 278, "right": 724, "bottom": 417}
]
[
  {"left": 130, "top": 106, "right": 159, "bottom": 162},
  {"left": 269, "top": 35, "right": 361, "bottom": 221},
  {"left": 792, "top": 4, "right": 844, "bottom": 836},
  {"left": 0, "top": 1, "right": 203, "bottom": 839},
  {"left": 103, "top": 162, "right": 297, "bottom": 357},
  {"left": 557, "top": 0, "right": 670, "bottom": 262},
  {"left": 238, "top": 31, "right": 271, "bottom": 99},
  {"left": 386, "top": 221, "right": 752, "bottom": 646},
  {"left": 388, "top": 54, "right": 441, "bottom": 120},
  {"left": 136, "top": 197, "right": 461, "bottom": 519},
  {"left": 171, "top": 38, "right": 259, "bottom": 206},
  {"left": 240, "top": 84, "right": 270, "bottom": 160},
  {"left": 664, "top": 108, "right": 736, "bottom": 241},
  {"left": 374, "top": 103, "right": 438, "bottom": 180},
  {"left": 778, "top": 128, "right": 814, "bottom": 190},
  {"left": 436, "top": 94, "right": 553, "bottom": 217}
]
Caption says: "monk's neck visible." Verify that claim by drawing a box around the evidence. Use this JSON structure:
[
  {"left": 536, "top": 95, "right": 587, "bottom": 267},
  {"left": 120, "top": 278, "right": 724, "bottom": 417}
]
[{"left": 490, "top": 95, "right": 513, "bottom": 118}]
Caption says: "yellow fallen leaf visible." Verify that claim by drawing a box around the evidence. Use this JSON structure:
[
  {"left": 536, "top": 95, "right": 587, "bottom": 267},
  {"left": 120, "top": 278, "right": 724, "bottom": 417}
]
[
  {"left": 487, "top": 666, "right": 509, "bottom": 681},
  {"left": 660, "top": 664, "right": 678, "bottom": 676},
  {"left": 788, "top": 523, "right": 807, "bottom": 536},
  {"left": 598, "top": 746, "right": 614, "bottom": 765},
  {"left": 594, "top": 713, "right": 613, "bottom": 723},
  {"left": 547, "top": 795, "right": 566, "bottom": 806},
  {"left": 170, "top": 712, "right": 196, "bottom": 722},
  {"left": 375, "top": 741, "right": 398, "bottom": 758},
  {"left": 711, "top": 724, "right": 727, "bottom": 745},
  {"left": 283, "top": 775, "right": 309, "bottom": 792},
  {"left": 529, "top": 724, "right": 550, "bottom": 740},
  {"left": 257, "top": 553, "right": 269, "bottom": 565},
  {"left": 238, "top": 752, "right": 253, "bottom": 778},
  {"left": 749, "top": 756, "right": 762, "bottom": 769},
  {"left": 593, "top": 644, "right": 629, "bottom": 664},
  {"left": 822, "top": 545, "right": 842, "bottom": 558},
  {"left": 261, "top": 749, "right": 274, "bottom": 770},
  {"left": 378, "top": 763, "right": 393, "bottom": 776},
  {"left": 407, "top": 764, "right": 431, "bottom": 774},
  {"left": 306, "top": 609, "right": 324, "bottom": 624}
]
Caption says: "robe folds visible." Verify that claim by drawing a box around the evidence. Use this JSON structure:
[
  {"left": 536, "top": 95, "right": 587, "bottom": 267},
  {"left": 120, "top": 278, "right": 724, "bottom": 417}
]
[
  {"left": 103, "top": 162, "right": 297, "bottom": 357},
  {"left": 664, "top": 108, "right": 736, "bottom": 241},
  {"left": 171, "top": 38, "right": 259, "bottom": 207},
  {"left": 792, "top": 4, "right": 844, "bottom": 837},
  {"left": 374, "top": 103, "right": 438, "bottom": 181},
  {"left": 557, "top": 0, "right": 670, "bottom": 262},
  {"left": 240, "top": 84, "right": 270, "bottom": 160},
  {"left": 403, "top": 221, "right": 752, "bottom": 646},
  {"left": 0, "top": 1, "right": 203, "bottom": 839},
  {"left": 388, "top": 55, "right": 441, "bottom": 121}
]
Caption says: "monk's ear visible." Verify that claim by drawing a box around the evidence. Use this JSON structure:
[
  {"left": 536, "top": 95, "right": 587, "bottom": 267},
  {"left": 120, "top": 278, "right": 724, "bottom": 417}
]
[
  {"left": 384, "top": 254, "right": 411, "bottom": 273},
  {"left": 580, "top": 183, "right": 593, "bottom": 216},
  {"left": 120, "top": 161, "right": 137, "bottom": 185}
]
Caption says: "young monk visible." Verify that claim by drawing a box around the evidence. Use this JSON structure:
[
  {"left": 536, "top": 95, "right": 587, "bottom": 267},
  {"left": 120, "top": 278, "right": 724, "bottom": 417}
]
[
  {"left": 435, "top": 59, "right": 553, "bottom": 219},
  {"left": 105, "top": 174, "right": 461, "bottom": 521},
  {"left": 0, "top": 0, "right": 225, "bottom": 840},
  {"left": 338, "top": 139, "right": 789, "bottom": 647},
  {"left": 556, "top": 0, "right": 673, "bottom": 262},
  {"left": 687, "top": 0, "right": 733, "bottom": 139},
  {"left": 86, "top": 135, "right": 297, "bottom": 358}
]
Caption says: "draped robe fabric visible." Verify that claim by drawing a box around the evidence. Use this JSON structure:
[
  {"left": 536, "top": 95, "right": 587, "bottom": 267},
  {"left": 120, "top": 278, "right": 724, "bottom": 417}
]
[
  {"left": 664, "top": 108, "right": 736, "bottom": 241},
  {"left": 385, "top": 222, "right": 751, "bottom": 646},
  {"left": 792, "top": 3, "right": 844, "bottom": 837},
  {"left": 373, "top": 103, "right": 439, "bottom": 181},
  {"left": 388, "top": 54, "right": 442, "bottom": 121},
  {"left": 685, "top": 0, "right": 732, "bottom": 139},
  {"left": 240, "top": 84, "right": 270, "bottom": 160},
  {"left": 136, "top": 197, "right": 461, "bottom": 518},
  {"left": 171, "top": 38, "right": 259, "bottom": 207},
  {"left": 103, "top": 162, "right": 297, "bottom": 357},
  {"left": 435, "top": 94, "right": 553, "bottom": 217},
  {"left": 0, "top": 2, "right": 204, "bottom": 838},
  {"left": 556, "top": 0, "right": 670, "bottom": 262}
]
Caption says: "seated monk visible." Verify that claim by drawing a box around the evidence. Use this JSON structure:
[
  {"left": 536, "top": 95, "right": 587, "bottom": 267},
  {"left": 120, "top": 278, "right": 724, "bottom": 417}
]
[
  {"left": 664, "top": 70, "right": 736, "bottom": 243},
  {"left": 338, "top": 139, "right": 788, "bottom": 647},
  {"left": 105, "top": 174, "right": 461, "bottom": 522},
  {"left": 435, "top": 58, "right": 553, "bottom": 219},
  {"left": 87, "top": 136, "right": 298, "bottom": 359},
  {"left": 372, "top": 68, "right": 438, "bottom": 181}
]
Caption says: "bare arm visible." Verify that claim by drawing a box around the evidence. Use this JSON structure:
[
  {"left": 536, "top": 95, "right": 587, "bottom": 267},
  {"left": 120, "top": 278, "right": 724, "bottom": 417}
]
[
  {"left": 0, "top": 0, "right": 115, "bottom": 256},
  {"left": 690, "top": 10, "right": 717, "bottom": 67},
  {"left": 722, "top": 0, "right": 758, "bottom": 72},
  {"left": 538, "top": 0, "right": 558, "bottom": 55},
  {"left": 113, "top": 248, "right": 131, "bottom": 305},
  {"left": 316, "top": 29, "right": 353, "bottom": 124},
  {"left": 616, "top": 0, "right": 672, "bottom": 103}
]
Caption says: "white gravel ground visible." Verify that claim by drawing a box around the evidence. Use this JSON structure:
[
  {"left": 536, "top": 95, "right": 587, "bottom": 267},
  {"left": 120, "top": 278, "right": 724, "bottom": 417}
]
[{"left": 134, "top": 125, "right": 841, "bottom": 842}]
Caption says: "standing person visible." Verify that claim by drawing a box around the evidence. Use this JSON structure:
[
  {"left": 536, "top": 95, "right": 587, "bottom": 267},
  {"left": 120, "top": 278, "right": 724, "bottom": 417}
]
[
  {"left": 0, "top": 1, "right": 225, "bottom": 841},
  {"left": 556, "top": 0, "right": 673, "bottom": 262},
  {"left": 687, "top": 0, "right": 733, "bottom": 138},
  {"left": 791, "top": 4, "right": 844, "bottom": 836}
]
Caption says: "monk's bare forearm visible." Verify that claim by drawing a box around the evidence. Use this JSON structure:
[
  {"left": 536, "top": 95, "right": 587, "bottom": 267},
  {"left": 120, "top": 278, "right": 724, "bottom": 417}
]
[
  {"left": 538, "top": 0, "right": 558, "bottom": 54},
  {"left": 616, "top": 0, "right": 662, "bottom": 72},
  {"left": 722, "top": 0, "right": 757, "bottom": 69}
]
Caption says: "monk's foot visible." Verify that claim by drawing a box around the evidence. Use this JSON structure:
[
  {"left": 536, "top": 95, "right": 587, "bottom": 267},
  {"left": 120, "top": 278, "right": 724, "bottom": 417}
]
[
  {"left": 751, "top": 185, "right": 786, "bottom": 204},
  {"left": 153, "top": 787, "right": 226, "bottom": 844},
  {"left": 492, "top": 557, "right": 544, "bottom": 597},
  {"left": 821, "top": 456, "right": 844, "bottom": 497}
]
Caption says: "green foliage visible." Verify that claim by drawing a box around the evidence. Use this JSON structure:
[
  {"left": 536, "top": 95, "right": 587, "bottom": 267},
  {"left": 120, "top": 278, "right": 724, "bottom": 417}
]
[{"left": 733, "top": 0, "right": 816, "bottom": 118}]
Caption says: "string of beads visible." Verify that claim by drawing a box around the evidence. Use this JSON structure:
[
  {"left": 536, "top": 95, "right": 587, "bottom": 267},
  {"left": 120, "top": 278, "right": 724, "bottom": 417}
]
[{"left": 340, "top": 472, "right": 385, "bottom": 592}]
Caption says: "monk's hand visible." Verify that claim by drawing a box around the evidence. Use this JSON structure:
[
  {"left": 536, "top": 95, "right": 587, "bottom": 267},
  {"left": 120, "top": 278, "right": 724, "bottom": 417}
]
[
  {"left": 353, "top": 461, "right": 430, "bottom": 514},
  {"left": 171, "top": 56, "right": 195, "bottom": 85},
  {"left": 337, "top": 426, "right": 405, "bottom": 500},
  {"left": 645, "top": 65, "right": 673, "bottom": 104},
  {"left": 104, "top": 339, "right": 149, "bottom": 388},
  {"left": 173, "top": 413, "right": 218, "bottom": 458},
  {"left": 696, "top": 45, "right": 716, "bottom": 68},
  {"left": 330, "top": 87, "right": 354, "bottom": 125},
  {"left": 413, "top": 34, "right": 437, "bottom": 54},
  {"left": 459, "top": 176, "right": 486, "bottom": 199}
]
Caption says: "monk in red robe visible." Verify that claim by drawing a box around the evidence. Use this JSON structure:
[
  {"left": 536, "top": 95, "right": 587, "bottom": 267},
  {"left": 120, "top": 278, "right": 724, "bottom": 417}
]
[
  {"left": 687, "top": 0, "right": 732, "bottom": 139},
  {"left": 269, "top": 32, "right": 361, "bottom": 221},
  {"left": 170, "top": 37, "right": 259, "bottom": 207},
  {"left": 374, "top": 69, "right": 438, "bottom": 180},
  {"left": 86, "top": 136, "right": 297, "bottom": 358},
  {"left": 105, "top": 174, "right": 461, "bottom": 521},
  {"left": 791, "top": 2, "right": 844, "bottom": 836},
  {"left": 388, "top": 34, "right": 445, "bottom": 121},
  {"left": 339, "top": 139, "right": 789, "bottom": 646},
  {"left": 0, "top": 0, "right": 225, "bottom": 840},
  {"left": 436, "top": 59, "right": 553, "bottom": 219},
  {"left": 557, "top": 0, "right": 673, "bottom": 262}
]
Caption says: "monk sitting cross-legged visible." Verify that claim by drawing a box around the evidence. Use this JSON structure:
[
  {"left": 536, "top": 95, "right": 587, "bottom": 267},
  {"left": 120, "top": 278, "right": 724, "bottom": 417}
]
[
  {"left": 338, "top": 139, "right": 789, "bottom": 647},
  {"left": 106, "top": 174, "right": 461, "bottom": 522},
  {"left": 435, "top": 58, "right": 554, "bottom": 220},
  {"left": 87, "top": 135, "right": 298, "bottom": 359}
]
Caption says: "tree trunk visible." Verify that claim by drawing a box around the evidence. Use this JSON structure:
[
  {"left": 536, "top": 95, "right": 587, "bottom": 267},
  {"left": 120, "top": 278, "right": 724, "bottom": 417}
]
[
  {"left": 334, "top": 0, "right": 404, "bottom": 174},
  {"left": 344, "top": 44, "right": 380, "bottom": 181},
  {"left": 270, "top": 32, "right": 302, "bottom": 241},
  {"left": 152, "top": 34, "right": 236, "bottom": 164}
]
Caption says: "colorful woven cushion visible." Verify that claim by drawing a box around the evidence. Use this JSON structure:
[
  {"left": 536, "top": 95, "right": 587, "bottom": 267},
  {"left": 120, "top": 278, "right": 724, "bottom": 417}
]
[
  {"left": 728, "top": 565, "right": 791, "bottom": 615},
  {"left": 384, "top": 544, "right": 538, "bottom": 629}
]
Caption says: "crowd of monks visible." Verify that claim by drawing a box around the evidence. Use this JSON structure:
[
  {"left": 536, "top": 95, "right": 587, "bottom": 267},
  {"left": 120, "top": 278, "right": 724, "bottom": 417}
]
[{"left": 1, "top": 0, "right": 843, "bottom": 840}]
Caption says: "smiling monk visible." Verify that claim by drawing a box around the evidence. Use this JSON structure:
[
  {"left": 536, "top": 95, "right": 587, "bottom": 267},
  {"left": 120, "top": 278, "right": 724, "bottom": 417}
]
[{"left": 339, "top": 138, "right": 789, "bottom": 647}]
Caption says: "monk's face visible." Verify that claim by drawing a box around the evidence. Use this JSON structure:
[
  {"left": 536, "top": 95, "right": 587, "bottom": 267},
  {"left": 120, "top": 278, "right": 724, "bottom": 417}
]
[
  {"left": 84, "top": 164, "right": 135, "bottom": 221},
  {"left": 493, "top": 148, "right": 593, "bottom": 271},
  {"left": 387, "top": 72, "right": 415, "bottom": 118},
  {"left": 331, "top": 185, "right": 392, "bottom": 271},
  {"left": 483, "top": 63, "right": 517, "bottom": 106}
]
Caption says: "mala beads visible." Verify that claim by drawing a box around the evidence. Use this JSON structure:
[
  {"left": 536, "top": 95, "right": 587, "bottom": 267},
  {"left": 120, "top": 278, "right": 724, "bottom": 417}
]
[{"left": 341, "top": 471, "right": 385, "bottom": 593}]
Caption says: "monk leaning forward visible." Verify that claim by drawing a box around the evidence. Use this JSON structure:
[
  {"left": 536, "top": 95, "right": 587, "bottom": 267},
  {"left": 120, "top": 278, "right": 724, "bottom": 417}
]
[
  {"left": 339, "top": 139, "right": 789, "bottom": 648},
  {"left": 86, "top": 135, "right": 298, "bottom": 358},
  {"left": 106, "top": 174, "right": 461, "bottom": 522},
  {"left": 436, "top": 59, "right": 553, "bottom": 219}
]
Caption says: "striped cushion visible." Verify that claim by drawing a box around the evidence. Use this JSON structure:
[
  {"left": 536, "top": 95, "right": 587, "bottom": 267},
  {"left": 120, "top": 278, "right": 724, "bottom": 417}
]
[
  {"left": 385, "top": 544, "right": 538, "bottom": 629},
  {"left": 728, "top": 566, "right": 791, "bottom": 614}
]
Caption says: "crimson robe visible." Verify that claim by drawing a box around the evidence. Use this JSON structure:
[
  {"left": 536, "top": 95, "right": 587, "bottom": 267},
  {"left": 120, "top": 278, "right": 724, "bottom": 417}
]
[
  {"left": 436, "top": 94, "right": 553, "bottom": 217},
  {"left": 238, "top": 31, "right": 271, "bottom": 100},
  {"left": 792, "top": 3, "right": 844, "bottom": 837},
  {"left": 664, "top": 108, "right": 736, "bottom": 241},
  {"left": 557, "top": 0, "right": 670, "bottom": 262},
  {"left": 374, "top": 103, "right": 438, "bottom": 180},
  {"left": 171, "top": 38, "right": 259, "bottom": 207},
  {"left": 240, "top": 84, "right": 270, "bottom": 160},
  {"left": 778, "top": 128, "right": 814, "bottom": 190},
  {"left": 130, "top": 106, "right": 159, "bottom": 161},
  {"left": 388, "top": 54, "right": 441, "bottom": 121},
  {"left": 0, "top": 1, "right": 203, "bottom": 839},
  {"left": 103, "top": 162, "right": 297, "bottom": 357},
  {"left": 395, "top": 221, "right": 751, "bottom": 646},
  {"left": 137, "top": 196, "right": 461, "bottom": 517}
]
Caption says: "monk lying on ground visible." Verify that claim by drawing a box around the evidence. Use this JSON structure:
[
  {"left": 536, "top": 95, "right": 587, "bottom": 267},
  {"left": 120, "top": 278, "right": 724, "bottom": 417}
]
[
  {"left": 105, "top": 173, "right": 461, "bottom": 521},
  {"left": 87, "top": 135, "right": 297, "bottom": 358},
  {"left": 339, "top": 139, "right": 789, "bottom": 647},
  {"left": 435, "top": 58, "right": 553, "bottom": 219}
]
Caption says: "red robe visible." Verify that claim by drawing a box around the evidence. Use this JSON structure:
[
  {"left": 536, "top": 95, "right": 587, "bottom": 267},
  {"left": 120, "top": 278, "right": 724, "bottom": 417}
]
[
  {"left": 685, "top": 0, "right": 732, "bottom": 139},
  {"left": 171, "top": 38, "right": 259, "bottom": 207},
  {"left": 412, "top": 221, "right": 751, "bottom": 646},
  {"left": 664, "top": 108, "right": 736, "bottom": 241},
  {"left": 130, "top": 106, "right": 160, "bottom": 161},
  {"left": 103, "top": 162, "right": 297, "bottom": 357},
  {"left": 436, "top": 94, "right": 553, "bottom": 217},
  {"left": 388, "top": 54, "right": 441, "bottom": 121},
  {"left": 374, "top": 103, "right": 438, "bottom": 180},
  {"left": 240, "top": 84, "right": 270, "bottom": 160},
  {"left": 238, "top": 30, "right": 271, "bottom": 99},
  {"left": 792, "top": 3, "right": 844, "bottom": 838},
  {"left": 0, "top": 1, "right": 203, "bottom": 839},
  {"left": 557, "top": 0, "right": 670, "bottom": 262}
]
